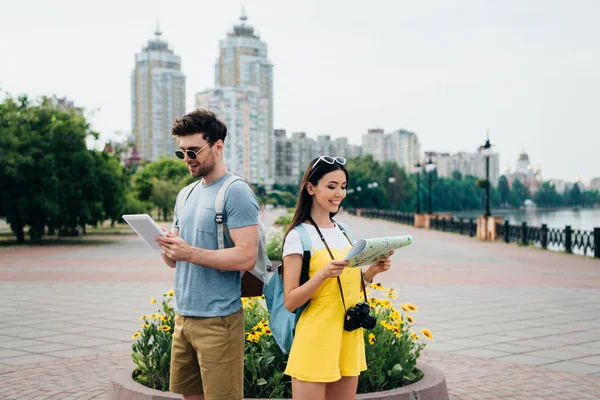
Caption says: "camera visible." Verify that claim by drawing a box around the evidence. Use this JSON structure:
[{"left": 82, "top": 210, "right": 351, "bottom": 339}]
[{"left": 344, "top": 302, "right": 377, "bottom": 332}]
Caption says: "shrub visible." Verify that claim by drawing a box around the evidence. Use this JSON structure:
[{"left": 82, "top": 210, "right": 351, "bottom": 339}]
[
  {"left": 266, "top": 226, "right": 284, "bottom": 261},
  {"left": 131, "top": 291, "right": 175, "bottom": 390},
  {"left": 131, "top": 284, "right": 432, "bottom": 397}
]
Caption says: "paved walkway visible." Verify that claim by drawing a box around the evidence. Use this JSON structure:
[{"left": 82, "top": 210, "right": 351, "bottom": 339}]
[{"left": 0, "top": 209, "right": 599, "bottom": 399}]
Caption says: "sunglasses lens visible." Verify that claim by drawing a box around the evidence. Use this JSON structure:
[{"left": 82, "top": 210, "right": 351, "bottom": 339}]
[
  {"left": 336, "top": 157, "right": 347, "bottom": 165},
  {"left": 174, "top": 150, "right": 185, "bottom": 159},
  {"left": 186, "top": 151, "right": 197, "bottom": 159},
  {"left": 322, "top": 156, "right": 335, "bottom": 164}
]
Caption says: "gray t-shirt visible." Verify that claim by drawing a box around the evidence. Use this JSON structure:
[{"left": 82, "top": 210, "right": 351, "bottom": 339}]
[{"left": 172, "top": 172, "right": 259, "bottom": 317}]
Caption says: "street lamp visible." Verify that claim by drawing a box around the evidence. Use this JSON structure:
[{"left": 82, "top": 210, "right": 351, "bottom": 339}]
[
  {"left": 481, "top": 135, "right": 493, "bottom": 217},
  {"left": 388, "top": 176, "right": 396, "bottom": 209},
  {"left": 425, "top": 158, "right": 436, "bottom": 214},
  {"left": 414, "top": 161, "right": 422, "bottom": 214}
]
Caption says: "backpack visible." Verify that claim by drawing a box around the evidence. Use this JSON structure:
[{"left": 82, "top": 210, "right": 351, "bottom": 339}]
[
  {"left": 264, "top": 220, "right": 354, "bottom": 354},
  {"left": 177, "top": 174, "right": 271, "bottom": 298}
]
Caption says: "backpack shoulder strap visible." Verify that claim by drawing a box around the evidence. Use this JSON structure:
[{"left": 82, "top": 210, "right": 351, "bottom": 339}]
[
  {"left": 293, "top": 224, "right": 313, "bottom": 286},
  {"left": 176, "top": 179, "right": 203, "bottom": 220},
  {"left": 334, "top": 220, "right": 355, "bottom": 243},
  {"left": 215, "top": 174, "right": 245, "bottom": 250}
]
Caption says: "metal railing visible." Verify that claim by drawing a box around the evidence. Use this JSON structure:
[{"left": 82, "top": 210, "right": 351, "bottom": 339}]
[
  {"left": 498, "top": 220, "right": 599, "bottom": 258},
  {"left": 430, "top": 216, "right": 477, "bottom": 237},
  {"left": 346, "top": 207, "right": 600, "bottom": 258}
]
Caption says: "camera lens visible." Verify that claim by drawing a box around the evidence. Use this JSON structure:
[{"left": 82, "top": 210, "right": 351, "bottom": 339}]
[{"left": 361, "top": 314, "right": 377, "bottom": 330}]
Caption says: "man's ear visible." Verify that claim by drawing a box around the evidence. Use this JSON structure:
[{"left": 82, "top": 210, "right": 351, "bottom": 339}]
[{"left": 213, "top": 139, "right": 224, "bottom": 155}]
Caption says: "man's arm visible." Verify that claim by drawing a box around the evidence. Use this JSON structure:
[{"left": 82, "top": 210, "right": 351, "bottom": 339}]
[
  {"left": 187, "top": 224, "right": 258, "bottom": 271},
  {"left": 155, "top": 224, "right": 259, "bottom": 272}
]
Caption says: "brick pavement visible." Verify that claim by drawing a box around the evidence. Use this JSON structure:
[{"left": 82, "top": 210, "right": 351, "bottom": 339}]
[
  {"left": 0, "top": 351, "right": 599, "bottom": 399},
  {"left": 0, "top": 209, "right": 599, "bottom": 398}
]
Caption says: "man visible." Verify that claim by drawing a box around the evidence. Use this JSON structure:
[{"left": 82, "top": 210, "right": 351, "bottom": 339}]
[{"left": 155, "top": 109, "right": 259, "bottom": 400}]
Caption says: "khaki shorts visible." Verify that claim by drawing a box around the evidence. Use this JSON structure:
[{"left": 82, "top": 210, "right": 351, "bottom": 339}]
[{"left": 170, "top": 309, "right": 244, "bottom": 400}]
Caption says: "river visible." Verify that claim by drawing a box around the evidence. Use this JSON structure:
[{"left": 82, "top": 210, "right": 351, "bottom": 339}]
[{"left": 451, "top": 207, "right": 600, "bottom": 232}]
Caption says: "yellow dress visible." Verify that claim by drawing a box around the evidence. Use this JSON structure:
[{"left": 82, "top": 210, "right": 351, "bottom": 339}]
[{"left": 284, "top": 245, "right": 367, "bottom": 382}]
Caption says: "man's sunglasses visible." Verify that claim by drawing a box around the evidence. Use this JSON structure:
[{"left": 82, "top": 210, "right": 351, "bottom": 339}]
[
  {"left": 174, "top": 143, "right": 210, "bottom": 160},
  {"left": 310, "top": 156, "right": 347, "bottom": 171}
]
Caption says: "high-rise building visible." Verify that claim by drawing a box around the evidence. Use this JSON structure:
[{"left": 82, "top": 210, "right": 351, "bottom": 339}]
[
  {"left": 272, "top": 132, "right": 362, "bottom": 186},
  {"left": 386, "top": 130, "right": 421, "bottom": 173},
  {"left": 362, "top": 128, "right": 421, "bottom": 172},
  {"left": 427, "top": 149, "right": 500, "bottom": 185},
  {"left": 362, "top": 129, "right": 386, "bottom": 162},
  {"left": 196, "top": 11, "right": 274, "bottom": 185},
  {"left": 131, "top": 26, "right": 186, "bottom": 162}
]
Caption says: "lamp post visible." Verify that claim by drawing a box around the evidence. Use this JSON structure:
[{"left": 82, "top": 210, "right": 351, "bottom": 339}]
[
  {"left": 425, "top": 158, "right": 436, "bottom": 214},
  {"left": 414, "top": 161, "right": 422, "bottom": 213},
  {"left": 388, "top": 176, "right": 396, "bottom": 209},
  {"left": 482, "top": 136, "right": 493, "bottom": 217}
]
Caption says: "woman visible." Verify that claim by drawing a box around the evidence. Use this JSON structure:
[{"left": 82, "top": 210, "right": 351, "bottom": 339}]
[{"left": 282, "top": 156, "right": 393, "bottom": 400}]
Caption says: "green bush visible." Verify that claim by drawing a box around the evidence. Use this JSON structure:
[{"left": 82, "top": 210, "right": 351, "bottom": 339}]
[
  {"left": 266, "top": 227, "right": 284, "bottom": 261},
  {"left": 274, "top": 214, "right": 293, "bottom": 227},
  {"left": 132, "top": 291, "right": 176, "bottom": 391},
  {"left": 132, "top": 285, "right": 432, "bottom": 397}
]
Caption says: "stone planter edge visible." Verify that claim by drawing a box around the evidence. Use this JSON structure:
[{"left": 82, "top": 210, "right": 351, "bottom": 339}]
[{"left": 107, "top": 362, "right": 448, "bottom": 400}]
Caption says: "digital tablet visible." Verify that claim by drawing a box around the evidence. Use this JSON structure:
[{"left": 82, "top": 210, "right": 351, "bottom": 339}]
[{"left": 122, "top": 214, "right": 166, "bottom": 253}]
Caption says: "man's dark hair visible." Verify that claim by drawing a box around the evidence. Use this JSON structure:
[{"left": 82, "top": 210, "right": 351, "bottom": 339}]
[{"left": 171, "top": 109, "right": 227, "bottom": 145}]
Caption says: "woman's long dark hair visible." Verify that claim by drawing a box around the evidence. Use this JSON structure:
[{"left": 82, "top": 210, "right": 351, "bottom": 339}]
[{"left": 283, "top": 157, "right": 349, "bottom": 246}]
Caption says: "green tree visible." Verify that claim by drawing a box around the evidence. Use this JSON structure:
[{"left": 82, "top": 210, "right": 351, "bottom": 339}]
[
  {"left": 509, "top": 179, "right": 529, "bottom": 208},
  {"left": 0, "top": 94, "right": 102, "bottom": 242},
  {"left": 132, "top": 157, "right": 190, "bottom": 201},
  {"left": 151, "top": 178, "right": 179, "bottom": 221},
  {"left": 566, "top": 184, "right": 584, "bottom": 206},
  {"left": 533, "top": 182, "right": 563, "bottom": 208},
  {"left": 497, "top": 175, "right": 510, "bottom": 206}
]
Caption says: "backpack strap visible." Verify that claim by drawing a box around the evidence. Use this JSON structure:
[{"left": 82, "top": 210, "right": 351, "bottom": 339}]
[
  {"left": 334, "top": 220, "right": 355, "bottom": 243},
  {"left": 215, "top": 174, "right": 245, "bottom": 250},
  {"left": 176, "top": 180, "right": 203, "bottom": 223},
  {"left": 293, "top": 224, "right": 312, "bottom": 286}
]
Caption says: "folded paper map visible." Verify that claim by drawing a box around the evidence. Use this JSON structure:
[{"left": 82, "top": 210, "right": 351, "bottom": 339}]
[{"left": 343, "top": 235, "right": 412, "bottom": 268}]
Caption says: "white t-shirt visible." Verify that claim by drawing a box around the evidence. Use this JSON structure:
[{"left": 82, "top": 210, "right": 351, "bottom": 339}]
[{"left": 282, "top": 222, "right": 354, "bottom": 258}]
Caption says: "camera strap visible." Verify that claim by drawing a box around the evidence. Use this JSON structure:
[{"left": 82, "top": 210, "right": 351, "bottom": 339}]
[{"left": 307, "top": 217, "right": 368, "bottom": 310}]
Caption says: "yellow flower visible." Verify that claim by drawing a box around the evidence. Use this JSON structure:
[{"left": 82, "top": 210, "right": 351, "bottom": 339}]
[
  {"left": 150, "top": 314, "right": 160, "bottom": 319},
  {"left": 368, "top": 333, "right": 376, "bottom": 345},
  {"left": 369, "top": 283, "right": 386, "bottom": 291},
  {"left": 263, "top": 327, "right": 272, "bottom": 335},
  {"left": 392, "top": 327, "right": 401, "bottom": 338},
  {"left": 405, "top": 303, "right": 418, "bottom": 312},
  {"left": 132, "top": 332, "right": 141, "bottom": 339},
  {"left": 421, "top": 329, "right": 433, "bottom": 340},
  {"left": 141, "top": 324, "right": 149, "bottom": 329},
  {"left": 139, "top": 315, "right": 148, "bottom": 321},
  {"left": 401, "top": 304, "right": 410, "bottom": 312},
  {"left": 150, "top": 297, "right": 156, "bottom": 304},
  {"left": 410, "top": 332, "right": 420, "bottom": 340},
  {"left": 159, "top": 325, "right": 171, "bottom": 331},
  {"left": 167, "top": 289, "right": 175, "bottom": 297},
  {"left": 383, "top": 292, "right": 397, "bottom": 299},
  {"left": 246, "top": 333, "right": 259, "bottom": 343},
  {"left": 380, "top": 300, "right": 392, "bottom": 309},
  {"left": 406, "top": 315, "right": 414, "bottom": 324},
  {"left": 160, "top": 316, "right": 170, "bottom": 322}
]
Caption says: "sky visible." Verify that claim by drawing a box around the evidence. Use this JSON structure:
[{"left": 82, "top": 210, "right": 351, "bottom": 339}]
[{"left": 1, "top": 0, "right": 599, "bottom": 182}]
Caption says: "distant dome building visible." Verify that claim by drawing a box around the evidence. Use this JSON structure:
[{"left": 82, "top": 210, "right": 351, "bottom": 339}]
[{"left": 505, "top": 151, "right": 542, "bottom": 194}]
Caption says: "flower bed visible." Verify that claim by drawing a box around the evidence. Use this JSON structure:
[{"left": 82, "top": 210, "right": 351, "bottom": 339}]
[{"left": 130, "top": 285, "right": 434, "bottom": 398}]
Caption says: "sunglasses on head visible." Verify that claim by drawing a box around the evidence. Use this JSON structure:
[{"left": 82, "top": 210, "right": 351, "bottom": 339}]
[
  {"left": 174, "top": 143, "right": 210, "bottom": 160},
  {"left": 310, "top": 156, "right": 347, "bottom": 171}
]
